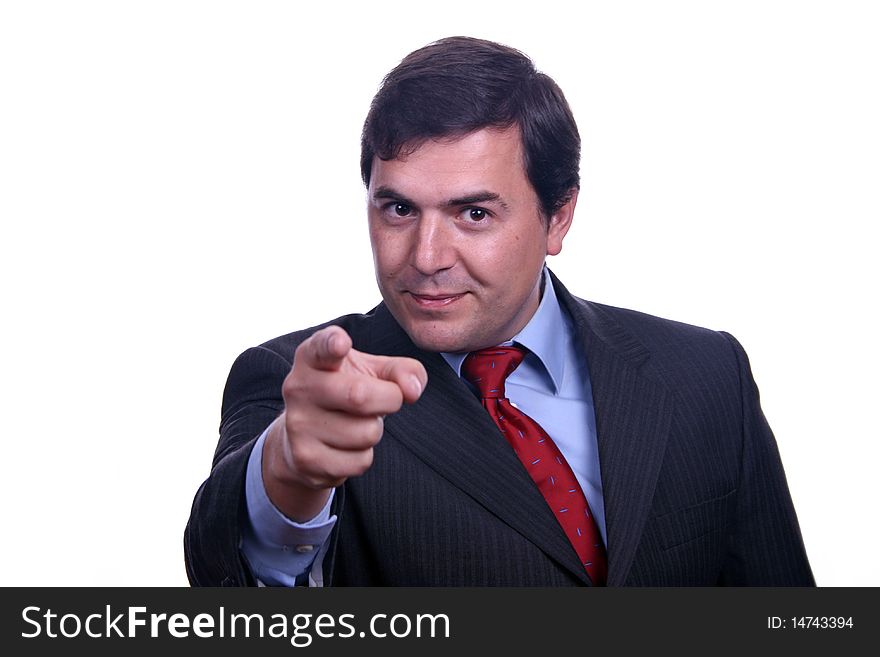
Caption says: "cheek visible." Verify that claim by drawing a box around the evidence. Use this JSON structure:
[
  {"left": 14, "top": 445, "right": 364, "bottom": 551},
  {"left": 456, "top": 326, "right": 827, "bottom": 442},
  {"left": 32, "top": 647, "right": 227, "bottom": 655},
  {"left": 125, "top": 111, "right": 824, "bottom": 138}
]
[
  {"left": 371, "top": 232, "right": 408, "bottom": 278},
  {"left": 462, "top": 233, "right": 516, "bottom": 277},
  {"left": 483, "top": 230, "right": 540, "bottom": 270},
  {"left": 482, "top": 230, "right": 546, "bottom": 296}
]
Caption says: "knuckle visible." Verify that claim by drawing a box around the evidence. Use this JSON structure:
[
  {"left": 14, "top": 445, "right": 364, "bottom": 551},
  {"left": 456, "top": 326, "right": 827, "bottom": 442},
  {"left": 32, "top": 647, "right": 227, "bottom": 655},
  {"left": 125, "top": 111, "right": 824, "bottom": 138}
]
[
  {"left": 347, "top": 417, "right": 382, "bottom": 448},
  {"left": 388, "top": 386, "right": 404, "bottom": 410},
  {"left": 282, "top": 372, "right": 308, "bottom": 401},
  {"left": 293, "top": 337, "right": 313, "bottom": 362},
  {"left": 351, "top": 449, "right": 374, "bottom": 476},
  {"left": 284, "top": 408, "right": 309, "bottom": 437},
  {"left": 347, "top": 379, "right": 370, "bottom": 410},
  {"left": 288, "top": 439, "right": 316, "bottom": 471},
  {"left": 364, "top": 417, "right": 384, "bottom": 444}
]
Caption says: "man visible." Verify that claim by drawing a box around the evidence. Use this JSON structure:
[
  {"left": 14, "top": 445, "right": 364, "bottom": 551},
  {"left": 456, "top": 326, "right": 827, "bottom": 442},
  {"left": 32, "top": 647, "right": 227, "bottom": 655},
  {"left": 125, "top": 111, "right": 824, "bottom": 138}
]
[{"left": 185, "top": 36, "right": 813, "bottom": 586}]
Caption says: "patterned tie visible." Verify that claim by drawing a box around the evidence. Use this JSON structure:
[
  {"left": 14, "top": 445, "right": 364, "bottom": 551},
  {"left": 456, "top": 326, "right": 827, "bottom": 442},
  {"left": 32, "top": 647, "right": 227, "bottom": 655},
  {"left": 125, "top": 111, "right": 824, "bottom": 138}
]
[{"left": 462, "top": 346, "right": 607, "bottom": 585}]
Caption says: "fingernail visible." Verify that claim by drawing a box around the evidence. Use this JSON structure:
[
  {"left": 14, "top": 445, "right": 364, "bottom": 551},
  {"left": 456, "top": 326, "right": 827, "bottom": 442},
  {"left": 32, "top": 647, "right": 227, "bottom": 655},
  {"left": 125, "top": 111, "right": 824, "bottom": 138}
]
[
  {"left": 327, "top": 333, "right": 337, "bottom": 352},
  {"left": 409, "top": 375, "right": 423, "bottom": 397}
]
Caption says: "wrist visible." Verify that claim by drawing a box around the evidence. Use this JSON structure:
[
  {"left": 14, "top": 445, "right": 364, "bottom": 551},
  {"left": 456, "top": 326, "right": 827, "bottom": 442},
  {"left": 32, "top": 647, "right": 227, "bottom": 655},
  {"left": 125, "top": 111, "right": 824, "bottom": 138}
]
[{"left": 262, "top": 416, "right": 333, "bottom": 523}]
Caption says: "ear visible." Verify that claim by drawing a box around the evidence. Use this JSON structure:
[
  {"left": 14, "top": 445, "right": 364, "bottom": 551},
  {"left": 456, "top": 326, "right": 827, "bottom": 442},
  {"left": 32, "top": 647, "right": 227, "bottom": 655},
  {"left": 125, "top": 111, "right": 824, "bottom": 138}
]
[{"left": 546, "top": 188, "right": 578, "bottom": 256}]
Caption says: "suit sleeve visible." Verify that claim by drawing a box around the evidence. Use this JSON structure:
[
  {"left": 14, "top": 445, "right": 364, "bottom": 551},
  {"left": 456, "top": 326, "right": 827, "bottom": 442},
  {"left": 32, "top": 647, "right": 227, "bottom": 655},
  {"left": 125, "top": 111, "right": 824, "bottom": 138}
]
[
  {"left": 184, "top": 345, "right": 291, "bottom": 586},
  {"left": 719, "top": 332, "right": 815, "bottom": 586}
]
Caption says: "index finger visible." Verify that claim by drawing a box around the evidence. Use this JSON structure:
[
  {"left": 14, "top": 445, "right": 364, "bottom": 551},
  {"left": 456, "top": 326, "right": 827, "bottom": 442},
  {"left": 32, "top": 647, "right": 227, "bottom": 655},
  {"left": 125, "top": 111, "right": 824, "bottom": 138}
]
[{"left": 297, "top": 325, "right": 352, "bottom": 372}]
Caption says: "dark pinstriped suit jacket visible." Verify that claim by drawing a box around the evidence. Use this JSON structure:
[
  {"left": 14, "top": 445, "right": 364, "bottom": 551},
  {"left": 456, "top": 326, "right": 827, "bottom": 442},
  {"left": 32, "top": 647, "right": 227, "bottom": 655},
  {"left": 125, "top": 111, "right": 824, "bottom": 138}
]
[{"left": 185, "top": 273, "right": 814, "bottom": 586}]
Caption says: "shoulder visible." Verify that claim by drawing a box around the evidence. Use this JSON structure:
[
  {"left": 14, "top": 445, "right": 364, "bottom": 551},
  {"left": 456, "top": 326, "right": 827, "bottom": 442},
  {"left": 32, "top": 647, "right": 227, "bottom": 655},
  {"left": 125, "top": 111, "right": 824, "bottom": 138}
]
[
  {"left": 220, "top": 306, "right": 384, "bottom": 413},
  {"left": 587, "top": 299, "right": 736, "bottom": 353},
  {"left": 556, "top": 282, "right": 747, "bottom": 393},
  {"left": 588, "top": 299, "right": 746, "bottom": 382},
  {"left": 550, "top": 270, "right": 736, "bottom": 359},
  {"left": 563, "top": 295, "right": 762, "bottom": 453}
]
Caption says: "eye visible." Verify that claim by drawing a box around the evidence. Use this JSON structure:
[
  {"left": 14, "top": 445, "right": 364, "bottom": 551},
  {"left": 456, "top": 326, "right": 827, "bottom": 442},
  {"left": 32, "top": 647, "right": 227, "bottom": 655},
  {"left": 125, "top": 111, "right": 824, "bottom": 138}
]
[
  {"left": 393, "top": 203, "right": 412, "bottom": 217},
  {"left": 380, "top": 201, "right": 416, "bottom": 221},
  {"left": 463, "top": 207, "right": 488, "bottom": 222}
]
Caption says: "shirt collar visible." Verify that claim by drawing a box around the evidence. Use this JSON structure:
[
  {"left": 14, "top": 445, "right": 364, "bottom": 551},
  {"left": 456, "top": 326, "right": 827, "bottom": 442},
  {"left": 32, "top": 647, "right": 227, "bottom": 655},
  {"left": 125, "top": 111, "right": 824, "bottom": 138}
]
[{"left": 440, "top": 268, "right": 566, "bottom": 394}]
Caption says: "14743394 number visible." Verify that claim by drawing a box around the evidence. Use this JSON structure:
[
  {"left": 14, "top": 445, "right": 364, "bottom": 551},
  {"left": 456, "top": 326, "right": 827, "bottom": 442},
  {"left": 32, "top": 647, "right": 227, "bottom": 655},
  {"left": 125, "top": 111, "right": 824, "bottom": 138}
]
[{"left": 767, "top": 617, "right": 854, "bottom": 630}]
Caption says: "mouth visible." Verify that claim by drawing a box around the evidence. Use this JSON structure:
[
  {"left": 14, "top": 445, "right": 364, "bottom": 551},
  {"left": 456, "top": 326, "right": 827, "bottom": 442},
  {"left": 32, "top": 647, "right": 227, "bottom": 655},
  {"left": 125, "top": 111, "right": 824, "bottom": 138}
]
[{"left": 406, "top": 292, "right": 465, "bottom": 310}]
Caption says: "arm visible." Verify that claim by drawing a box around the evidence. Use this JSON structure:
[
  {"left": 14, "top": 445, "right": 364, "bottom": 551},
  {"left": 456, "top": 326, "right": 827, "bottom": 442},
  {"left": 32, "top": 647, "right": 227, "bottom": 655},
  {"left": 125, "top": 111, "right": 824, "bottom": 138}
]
[
  {"left": 185, "top": 326, "right": 426, "bottom": 586},
  {"left": 240, "top": 428, "right": 337, "bottom": 586},
  {"left": 184, "top": 344, "right": 290, "bottom": 586},
  {"left": 719, "top": 332, "right": 815, "bottom": 586}
]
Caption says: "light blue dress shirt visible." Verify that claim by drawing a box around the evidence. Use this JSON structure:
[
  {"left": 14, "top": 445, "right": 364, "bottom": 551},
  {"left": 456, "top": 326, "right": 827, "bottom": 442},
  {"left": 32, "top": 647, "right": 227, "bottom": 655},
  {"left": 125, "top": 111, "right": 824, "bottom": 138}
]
[{"left": 241, "top": 269, "right": 605, "bottom": 586}]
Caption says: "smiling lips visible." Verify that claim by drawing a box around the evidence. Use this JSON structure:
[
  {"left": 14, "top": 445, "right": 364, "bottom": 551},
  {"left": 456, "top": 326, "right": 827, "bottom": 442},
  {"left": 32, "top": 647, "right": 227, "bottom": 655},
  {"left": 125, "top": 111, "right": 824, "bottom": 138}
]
[{"left": 407, "top": 292, "right": 465, "bottom": 309}]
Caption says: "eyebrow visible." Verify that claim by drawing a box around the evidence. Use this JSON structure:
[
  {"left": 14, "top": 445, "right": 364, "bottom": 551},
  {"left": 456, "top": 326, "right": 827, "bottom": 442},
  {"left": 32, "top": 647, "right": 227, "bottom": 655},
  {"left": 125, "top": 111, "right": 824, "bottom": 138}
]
[
  {"left": 372, "top": 186, "right": 416, "bottom": 207},
  {"left": 446, "top": 191, "right": 509, "bottom": 211},
  {"left": 372, "top": 186, "right": 509, "bottom": 212}
]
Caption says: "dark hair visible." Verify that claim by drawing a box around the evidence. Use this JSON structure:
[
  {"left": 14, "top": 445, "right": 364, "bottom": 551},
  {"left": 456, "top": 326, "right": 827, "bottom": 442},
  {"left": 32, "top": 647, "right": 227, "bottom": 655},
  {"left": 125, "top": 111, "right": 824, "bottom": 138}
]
[{"left": 360, "top": 36, "right": 580, "bottom": 218}]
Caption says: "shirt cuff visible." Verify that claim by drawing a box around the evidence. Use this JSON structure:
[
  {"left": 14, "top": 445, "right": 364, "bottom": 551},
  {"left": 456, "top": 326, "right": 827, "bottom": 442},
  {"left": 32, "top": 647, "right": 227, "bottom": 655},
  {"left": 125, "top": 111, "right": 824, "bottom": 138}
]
[{"left": 240, "top": 427, "right": 337, "bottom": 586}]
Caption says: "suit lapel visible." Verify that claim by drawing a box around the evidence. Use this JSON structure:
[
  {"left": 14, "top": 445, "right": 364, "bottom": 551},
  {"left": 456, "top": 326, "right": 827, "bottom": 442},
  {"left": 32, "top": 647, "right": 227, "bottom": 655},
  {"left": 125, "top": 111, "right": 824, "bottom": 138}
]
[
  {"left": 552, "top": 273, "right": 675, "bottom": 586},
  {"left": 357, "top": 274, "right": 675, "bottom": 587},
  {"left": 360, "top": 303, "right": 591, "bottom": 585}
]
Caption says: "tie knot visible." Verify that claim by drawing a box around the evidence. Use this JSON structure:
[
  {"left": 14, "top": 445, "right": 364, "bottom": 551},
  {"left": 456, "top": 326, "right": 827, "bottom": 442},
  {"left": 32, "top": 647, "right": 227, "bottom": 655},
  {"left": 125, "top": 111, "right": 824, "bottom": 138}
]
[{"left": 461, "top": 346, "right": 524, "bottom": 399}]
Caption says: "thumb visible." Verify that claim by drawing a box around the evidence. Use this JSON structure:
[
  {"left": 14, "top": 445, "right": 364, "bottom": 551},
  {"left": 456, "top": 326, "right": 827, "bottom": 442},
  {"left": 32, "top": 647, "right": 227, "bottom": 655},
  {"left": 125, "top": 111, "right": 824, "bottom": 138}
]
[{"left": 359, "top": 352, "right": 428, "bottom": 404}]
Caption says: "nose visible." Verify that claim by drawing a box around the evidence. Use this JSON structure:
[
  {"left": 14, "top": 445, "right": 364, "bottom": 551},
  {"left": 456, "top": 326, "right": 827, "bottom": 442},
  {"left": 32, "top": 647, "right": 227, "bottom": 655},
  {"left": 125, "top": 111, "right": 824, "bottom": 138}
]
[{"left": 411, "top": 213, "right": 456, "bottom": 276}]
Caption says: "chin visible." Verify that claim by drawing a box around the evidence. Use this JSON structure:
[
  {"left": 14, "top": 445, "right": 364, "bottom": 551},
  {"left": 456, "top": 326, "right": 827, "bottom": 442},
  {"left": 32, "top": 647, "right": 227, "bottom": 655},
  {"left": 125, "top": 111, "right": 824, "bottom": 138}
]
[
  {"left": 403, "top": 323, "right": 472, "bottom": 354},
  {"left": 406, "top": 321, "right": 508, "bottom": 354},
  {"left": 408, "top": 333, "right": 465, "bottom": 354}
]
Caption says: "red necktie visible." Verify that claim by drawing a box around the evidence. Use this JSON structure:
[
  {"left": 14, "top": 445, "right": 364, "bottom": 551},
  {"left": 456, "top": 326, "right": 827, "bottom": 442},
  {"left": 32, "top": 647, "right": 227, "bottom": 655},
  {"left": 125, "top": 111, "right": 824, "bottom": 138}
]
[{"left": 462, "top": 346, "right": 607, "bottom": 585}]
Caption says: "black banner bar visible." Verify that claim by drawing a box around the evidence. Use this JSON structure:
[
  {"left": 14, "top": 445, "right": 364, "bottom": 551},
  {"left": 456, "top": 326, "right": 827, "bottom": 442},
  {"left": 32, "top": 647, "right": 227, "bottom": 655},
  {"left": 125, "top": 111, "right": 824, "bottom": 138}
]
[{"left": 2, "top": 587, "right": 873, "bottom": 655}]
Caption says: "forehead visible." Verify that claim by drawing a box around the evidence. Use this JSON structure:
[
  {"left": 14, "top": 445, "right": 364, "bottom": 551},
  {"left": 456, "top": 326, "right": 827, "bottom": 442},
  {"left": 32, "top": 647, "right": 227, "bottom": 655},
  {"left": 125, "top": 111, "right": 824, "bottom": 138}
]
[{"left": 368, "top": 127, "right": 532, "bottom": 201}]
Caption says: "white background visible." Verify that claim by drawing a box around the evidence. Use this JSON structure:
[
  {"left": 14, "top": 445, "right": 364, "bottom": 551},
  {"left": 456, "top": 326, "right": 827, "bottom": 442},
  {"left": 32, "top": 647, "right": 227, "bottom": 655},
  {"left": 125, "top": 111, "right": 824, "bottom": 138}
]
[{"left": 1, "top": 1, "right": 877, "bottom": 586}]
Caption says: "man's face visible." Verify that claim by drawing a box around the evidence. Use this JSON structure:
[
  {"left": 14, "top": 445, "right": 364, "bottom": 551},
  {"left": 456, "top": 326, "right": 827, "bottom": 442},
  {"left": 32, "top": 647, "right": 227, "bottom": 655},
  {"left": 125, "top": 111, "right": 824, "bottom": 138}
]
[{"left": 367, "top": 127, "right": 575, "bottom": 353}]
